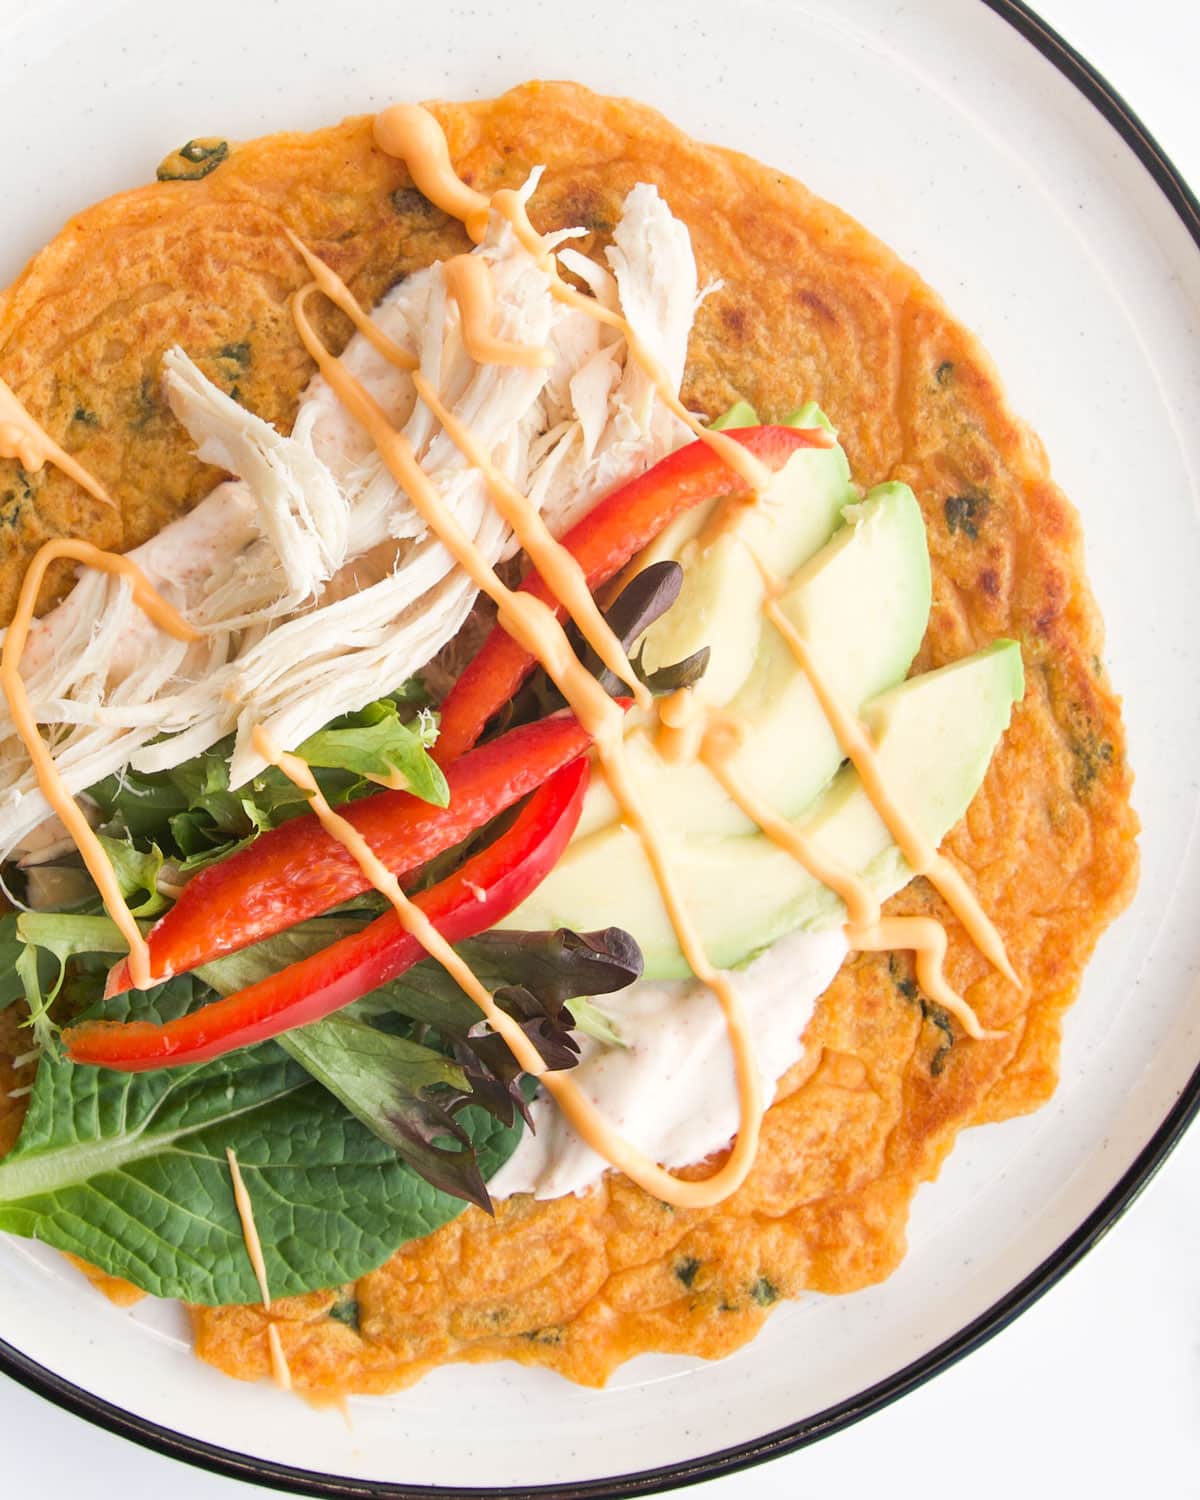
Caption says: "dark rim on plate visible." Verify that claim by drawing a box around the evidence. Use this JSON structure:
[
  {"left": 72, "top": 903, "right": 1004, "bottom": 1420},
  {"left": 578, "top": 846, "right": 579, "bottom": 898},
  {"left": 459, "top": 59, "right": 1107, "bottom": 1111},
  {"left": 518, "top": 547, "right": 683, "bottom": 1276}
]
[{"left": 2, "top": 0, "right": 1199, "bottom": 1494}]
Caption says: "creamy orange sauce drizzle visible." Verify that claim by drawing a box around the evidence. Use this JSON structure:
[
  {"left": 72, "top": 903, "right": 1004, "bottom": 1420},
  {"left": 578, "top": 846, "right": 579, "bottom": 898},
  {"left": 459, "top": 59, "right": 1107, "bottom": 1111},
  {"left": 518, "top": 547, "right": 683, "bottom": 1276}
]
[
  {"left": 226, "top": 1144, "right": 294, "bottom": 1392},
  {"left": 655, "top": 685, "right": 707, "bottom": 764},
  {"left": 443, "top": 253, "right": 554, "bottom": 368},
  {"left": 410, "top": 369, "right": 649, "bottom": 707},
  {"left": 293, "top": 287, "right": 625, "bottom": 729},
  {"left": 374, "top": 104, "right": 492, "bottom": 243},
  {"left": 0, "top": 540, "right": 198, "bottom": 990},
  {"left": 695, "top": 662, "right": 997, "bottom": 1038},
  {"left": 701, "top": 728, "right": 880, "bottom": 932},
  {"left": 0, "top": 376, "right": 116, "bottom": 511},
  {"left": 849, "top": 918, "right": 1000, "bottom": 1040},
  {"left": 226, "top": 1146, "right": 273, "bottom": 1310},
  {"left": 284, "top": 229, "right": 418, "bottom": 371},
  {"left": 286, "top": 296, "right": 764, "bottom": 1207},
  {"left": 266, "top": 1324, "right": 293, "bottom": 1393}
]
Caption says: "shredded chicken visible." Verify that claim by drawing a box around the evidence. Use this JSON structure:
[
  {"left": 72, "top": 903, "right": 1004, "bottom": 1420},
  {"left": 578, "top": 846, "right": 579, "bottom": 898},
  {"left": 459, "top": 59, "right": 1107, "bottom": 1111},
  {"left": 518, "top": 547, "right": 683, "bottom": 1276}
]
[{"left": 0, "top": 179, "right": 698, "bottom": 858}]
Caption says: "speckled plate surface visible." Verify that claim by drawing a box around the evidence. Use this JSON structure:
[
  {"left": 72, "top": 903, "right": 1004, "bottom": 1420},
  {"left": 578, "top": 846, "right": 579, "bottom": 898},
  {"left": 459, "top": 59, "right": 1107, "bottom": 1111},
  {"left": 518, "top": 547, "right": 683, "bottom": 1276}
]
[{"left": 0, "top": 0, "right": 1198, "bottom": 1493}]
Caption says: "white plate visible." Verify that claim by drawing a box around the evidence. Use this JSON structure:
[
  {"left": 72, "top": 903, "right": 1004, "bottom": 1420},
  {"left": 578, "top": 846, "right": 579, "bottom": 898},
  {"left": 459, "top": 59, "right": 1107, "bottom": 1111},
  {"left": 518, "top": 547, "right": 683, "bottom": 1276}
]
[{"left": 1, "top": 0, "right": 1198, "bottom": 1493}]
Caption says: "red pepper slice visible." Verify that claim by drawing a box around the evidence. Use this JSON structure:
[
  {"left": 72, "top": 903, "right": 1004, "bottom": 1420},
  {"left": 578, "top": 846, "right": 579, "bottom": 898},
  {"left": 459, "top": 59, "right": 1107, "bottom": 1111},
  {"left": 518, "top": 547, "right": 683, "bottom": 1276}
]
[
  {"left": 434, "top": 424, "right": 832, "bottom": 763},
  {"left": 106, "top": 712, "right": 597, "bottom": 995},
  {"left": 66, "top": 757, "right": 589, "bottom": 1071}
]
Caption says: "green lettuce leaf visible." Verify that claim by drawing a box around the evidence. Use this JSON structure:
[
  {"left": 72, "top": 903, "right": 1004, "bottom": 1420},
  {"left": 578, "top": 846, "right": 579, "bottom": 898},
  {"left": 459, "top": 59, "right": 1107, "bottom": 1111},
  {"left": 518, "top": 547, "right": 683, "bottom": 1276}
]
[
  {"left": 296, "top": 701, "right": 448, "bottom": 808},
  {"left": 85, "top": 684, "right": 441, "bottom": 873},
  {"left": 278, "top": 1016, "right": 495, "bottom": 1211},
  {"left": 96, "top": 834, "right": 167, "bottom": 917},
  {"left": 567, "top": 996, "right": 626, "bottom": 1048},
  {"left": 195, "top": 917, "right": 369, "bottom": 995},
  {"left": 0, "top": 976, "right": 523, "bottom": 1303},
  {"left": 5, "top": 913, "right": 132, "bottom": 1048},
  {"left": 352, "top": 928, "right": 641, "bottom": 1032},
  {"left": 198, "top": 922, "right": 634, "bottom": 1202},
  {"left": 351, "top": 928, "right": 640, "bottom": 1125},
  {"left": 0, "top": 913, "right": 25, "bottom": 1014}
]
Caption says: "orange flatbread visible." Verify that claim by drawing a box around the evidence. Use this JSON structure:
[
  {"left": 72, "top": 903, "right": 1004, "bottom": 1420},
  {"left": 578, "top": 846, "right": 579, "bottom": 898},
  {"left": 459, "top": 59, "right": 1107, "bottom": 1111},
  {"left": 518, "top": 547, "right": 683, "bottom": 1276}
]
[{"left": 0, "top": 81, "right": 1137, "bottom": 1392}]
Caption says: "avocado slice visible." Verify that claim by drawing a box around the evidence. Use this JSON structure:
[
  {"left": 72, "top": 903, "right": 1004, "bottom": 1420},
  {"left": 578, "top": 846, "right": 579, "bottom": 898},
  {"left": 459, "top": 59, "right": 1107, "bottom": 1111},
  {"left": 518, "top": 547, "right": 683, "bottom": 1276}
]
[
  {"left": 708, "top": 399, "right": 759, "bottom": 430},
  {"left": 633, "top": 407, "right": 854, "bottom": 707},
  {"left": 500, "top": 641, "right": 1024, "bottom": 976},
  {"left": 575, "top": 481, "right": 932, "bottom": 839}
]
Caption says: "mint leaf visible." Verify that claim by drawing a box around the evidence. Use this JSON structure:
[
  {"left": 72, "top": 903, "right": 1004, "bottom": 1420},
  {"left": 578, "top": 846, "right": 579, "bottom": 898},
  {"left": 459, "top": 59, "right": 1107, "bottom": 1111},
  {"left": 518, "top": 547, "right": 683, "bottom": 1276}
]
[{"left": 0, "top": 977, "right": 523, "bottom": 1303}]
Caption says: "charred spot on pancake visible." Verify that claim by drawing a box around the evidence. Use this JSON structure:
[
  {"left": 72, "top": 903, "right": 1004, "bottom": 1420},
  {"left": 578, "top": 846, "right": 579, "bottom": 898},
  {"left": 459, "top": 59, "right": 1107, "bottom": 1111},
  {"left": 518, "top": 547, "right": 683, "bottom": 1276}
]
[
  {"left": 1035, "top": 569, "right": 1066, "bottom": 638},
  {"left": 720, "top": 304, "right": 749, "bottom": 342},
  {"left": 545, "top": 185, "right": 614, "bottom": 237},
  {"left": 943, "top": 492, "right": 988, "bottom": 540},
  {"left": 390, "top": 186, "right": 449, "bottom": 224},
  {"left": 156, "top": 139, "right": 229, "bottom": 182},
  {"left": 71, "top": 407, "right": 99, "bottom": 428},
  {"left": 978, "top": 567, "right": 1000, "bottom": 600},
  {"left": 935, "top": 360, "right": 954, "bottom": 386},
  {"left": 795, "top": 288, "right": 837, "bottom": 325}
]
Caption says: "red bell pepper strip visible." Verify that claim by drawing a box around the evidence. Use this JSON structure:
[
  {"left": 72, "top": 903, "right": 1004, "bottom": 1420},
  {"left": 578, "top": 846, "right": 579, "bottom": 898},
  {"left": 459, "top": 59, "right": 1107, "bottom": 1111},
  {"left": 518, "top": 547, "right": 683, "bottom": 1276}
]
[
  {"left": 433, "top": 424, "right": 832, "bottom": 763},
  {"left": 66, "top": 756, "right": 589, "bottom": 1071},
  {"left": 106, "top": 712, "right": 598, "bottom": 995}
]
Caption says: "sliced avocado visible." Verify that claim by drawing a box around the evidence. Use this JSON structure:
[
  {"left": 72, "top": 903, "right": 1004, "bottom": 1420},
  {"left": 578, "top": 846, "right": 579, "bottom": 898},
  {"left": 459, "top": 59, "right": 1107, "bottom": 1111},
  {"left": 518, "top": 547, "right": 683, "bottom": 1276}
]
[
  {"left": 782, "top": 400, "right": 836, "bottom": 435},
  {"left": 575, "top": 482, "right": 931, "bottom": 839},
  {"left": 709, "top": 399, "right": 759, "bottom": 430},
  {"left": 635, "top": 411, "right": 854, "bottom": 707},
  {"left": 501, "top": 641, "right": 1024, "bottom": 976}
]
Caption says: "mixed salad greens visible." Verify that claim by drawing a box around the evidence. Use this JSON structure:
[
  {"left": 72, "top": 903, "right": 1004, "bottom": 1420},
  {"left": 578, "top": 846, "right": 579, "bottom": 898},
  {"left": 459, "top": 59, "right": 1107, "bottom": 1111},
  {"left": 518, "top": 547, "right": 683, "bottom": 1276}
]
[
  {"left": 0, "top": 677, "right": 644, "bottom": 1299},
  {"left": 0, "top": 462, "right": 744, "bottom": 1301}
]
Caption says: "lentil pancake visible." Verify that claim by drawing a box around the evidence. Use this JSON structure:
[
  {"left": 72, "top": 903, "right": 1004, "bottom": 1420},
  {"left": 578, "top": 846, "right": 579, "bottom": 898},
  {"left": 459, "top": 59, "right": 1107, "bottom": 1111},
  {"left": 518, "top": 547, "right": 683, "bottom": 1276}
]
[{"left": 0, "top": 81, "right": 1137, "bottom": 1394}]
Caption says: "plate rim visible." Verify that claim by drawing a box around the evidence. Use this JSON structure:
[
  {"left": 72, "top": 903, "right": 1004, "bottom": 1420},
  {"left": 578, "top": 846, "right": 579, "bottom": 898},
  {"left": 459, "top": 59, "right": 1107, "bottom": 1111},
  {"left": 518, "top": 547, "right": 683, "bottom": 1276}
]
[{"left": 2, "top": 0, "right": 1199, "bottom": 1493}]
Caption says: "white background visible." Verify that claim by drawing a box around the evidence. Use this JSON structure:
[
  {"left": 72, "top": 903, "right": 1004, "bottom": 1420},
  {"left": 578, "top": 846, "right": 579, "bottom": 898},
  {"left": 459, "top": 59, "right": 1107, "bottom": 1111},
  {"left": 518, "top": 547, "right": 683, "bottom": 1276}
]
[{"left": 1, "top": 0, "right": 1198, "bottom": 1495}]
